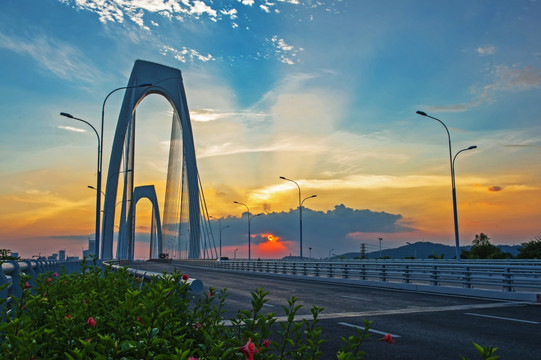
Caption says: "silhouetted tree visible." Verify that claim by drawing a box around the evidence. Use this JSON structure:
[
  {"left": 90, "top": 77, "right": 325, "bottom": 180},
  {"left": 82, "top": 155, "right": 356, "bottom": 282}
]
[
  {"left": 516, "top": 236, "right": 541, "bottom": 259},
  {"left": 463, "top": 233, "right": 511, "bottom": 259}
]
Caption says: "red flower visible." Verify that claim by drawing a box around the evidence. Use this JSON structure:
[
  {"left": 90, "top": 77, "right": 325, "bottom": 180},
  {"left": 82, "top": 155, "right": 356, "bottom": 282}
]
[
  {"left": 263, "top": 339, "right": 271, "bottom": 348},
  {"left": 182, "top": 274, "right": 189, "bottom": 281},
  {"left": 137, "top": 316, "right": 144, "bottom": 325},
  {"left": 53, "top": 272, "right": 59, "bottom": 277},
  {"left": 239, "top": 338, "right": 259, "bottom": 360},
  {"left": 188, "top": 357, "right": 198, "bottom": 360},
  {"left": 65, "top": 314, "right": 72, "bottom": 319},
  {"left": 24, "top": 282, "right": 31, "bottom": 289},
  {"left": 207, "top": 290, "right": 212, "bottom": 298},
  {"left": 85, "top": 317, "right": 96, "bottom": 327},
  {"left": 379, "top": 334, "right": 394, "bottom": 344},
  {"left": 193, "top": 322, "right": 202, "bottom": 330},
  {"left": 46, "top": 277, "right": 52, "bottom": 284}
]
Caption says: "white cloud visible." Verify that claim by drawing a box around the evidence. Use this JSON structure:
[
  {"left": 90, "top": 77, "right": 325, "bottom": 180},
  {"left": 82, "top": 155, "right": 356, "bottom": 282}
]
[
  {"left": 190, "top": 108, "right": 267, "bottom": 122},
  {"left": 269, "top": 35, "right": 302, "bottom": 64},
  {"left": 161, "top": 45, "right": 214, "bottom": 63},
  {"left": 0, "top": 31, "right": 101, "bottom": 83},
  {"left": 58, "top": 125, "right": 87, "bottom": 133},
  {"left": 260, "top": 5, "right": 270, "bottom": 13},
  {"left": 426, "top": 64, "right": 541, "bottom": 112},
  {"left": 476, "top": 45, "right": 496, "bottom": 56},
  {"left": 221, "top": 8, "right": 238, "bottom": 20},
  {"left": 238, "top": 0, "right": 255, "bottom": 5}
]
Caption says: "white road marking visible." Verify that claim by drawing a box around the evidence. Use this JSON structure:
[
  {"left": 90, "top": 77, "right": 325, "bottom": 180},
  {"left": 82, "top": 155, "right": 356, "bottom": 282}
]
[
  {"left": 464, "top": 312, "right": 540, "bottom": 324},
  {"left": 263, "top": 303, "right": 275, "bottom": 308},
  {"left": 338, "top": 321, "right": 401, "bottom": 337},
  {"left": 340, "top": 295, "right": 371, "bottom": 301},
  {"left": 222, "top": 302, "right": 521, "bottom": 326}
]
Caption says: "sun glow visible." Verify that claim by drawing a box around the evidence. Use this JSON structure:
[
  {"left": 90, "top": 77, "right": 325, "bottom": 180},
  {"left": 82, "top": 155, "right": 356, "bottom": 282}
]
[{"left": 254, "top": 233, "right": 291, "bottom": 258}]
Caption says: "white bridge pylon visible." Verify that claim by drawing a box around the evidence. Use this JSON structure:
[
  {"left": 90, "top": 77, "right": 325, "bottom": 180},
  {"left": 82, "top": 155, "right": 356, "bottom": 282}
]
[{"left": 101, "top": 60, "right": 202, "bottom": 260}]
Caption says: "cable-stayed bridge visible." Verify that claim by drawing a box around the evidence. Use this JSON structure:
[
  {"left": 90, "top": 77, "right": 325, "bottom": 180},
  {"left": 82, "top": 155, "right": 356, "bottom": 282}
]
[{"left": 101, "top": 60, "right": 217, "bottom": 261}]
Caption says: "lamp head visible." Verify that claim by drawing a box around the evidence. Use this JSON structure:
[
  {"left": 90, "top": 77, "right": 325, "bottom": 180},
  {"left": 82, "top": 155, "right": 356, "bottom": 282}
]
[
  {"left": 279, "top": 176, "right": 286, "bottom": 180},
  {"left": 60, "top": 112, "right": 74, "bottom": 119},
  {"left": 139, "top": 83, "right": 152, "bottom": 87},
  {"left": 416, "top": 110, "right": 427, "bottom": 116},
  {"left": 468, "top": 145, "right": 478, "bottom": 150}
]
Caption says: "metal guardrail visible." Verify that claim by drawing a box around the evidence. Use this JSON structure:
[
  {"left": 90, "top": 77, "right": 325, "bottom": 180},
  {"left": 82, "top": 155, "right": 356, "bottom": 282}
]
[
  {"left": 1, "top": 260, "right": 81, "bottom": 316},
  {"left": 186, "top": 259, "right": 541, "bottom": 301},
  {"left": 107, "top": 262, "right": 203, "bottom": 292}
]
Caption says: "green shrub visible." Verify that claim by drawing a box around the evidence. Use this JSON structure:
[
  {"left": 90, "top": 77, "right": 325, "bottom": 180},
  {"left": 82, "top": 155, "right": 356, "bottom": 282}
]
[{"left": 0, "top": 258, "right": 498, "bottom": 359}]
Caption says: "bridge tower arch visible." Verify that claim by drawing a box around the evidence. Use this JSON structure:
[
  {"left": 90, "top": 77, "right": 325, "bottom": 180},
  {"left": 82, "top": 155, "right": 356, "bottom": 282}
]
[{"left": 101, "top": 60, "right": 201, "bottom": 260}]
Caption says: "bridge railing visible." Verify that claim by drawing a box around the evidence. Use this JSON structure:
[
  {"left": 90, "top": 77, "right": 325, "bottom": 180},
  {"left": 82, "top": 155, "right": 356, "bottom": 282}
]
[
  {"left": 183, "top": 259, "right": 541, "bottom": 299},
  {"left": 1, "top": 260, "right": 82, "bottom": 317}
]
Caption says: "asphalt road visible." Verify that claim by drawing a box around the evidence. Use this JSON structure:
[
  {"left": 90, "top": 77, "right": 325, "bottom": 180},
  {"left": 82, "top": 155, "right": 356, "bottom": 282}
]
[{"left": 127, "top": 261, "right": 541, "bottom": 359}]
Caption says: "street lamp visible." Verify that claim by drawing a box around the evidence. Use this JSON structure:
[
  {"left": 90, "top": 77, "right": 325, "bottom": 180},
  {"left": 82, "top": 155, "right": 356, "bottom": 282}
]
[
  {"left": 416, "top": 110, "right": 477, "bottom": 261},
  {"left": 234, "top": 201, "right": 254, "bottom": 260},
  {"left": 61, "top": 83, "right": 151, "bottom": 259},
  {"left": 234, "top": 248, "right": 239, "bottom": 259},
  {"left": 212, "top": 218, "right": 230, "bottom": 259},
  {"left": 280, "top": 176, "right": 316, "bottom": 259},
  {"left": 98, "top": 83, "right": 151, "bottom": 259},
  {"left": 60, "top": 112, "right": 100, "bottom": 257}
]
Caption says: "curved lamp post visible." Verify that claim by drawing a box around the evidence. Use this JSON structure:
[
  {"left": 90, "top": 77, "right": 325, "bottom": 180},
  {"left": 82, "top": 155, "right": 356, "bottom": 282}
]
[
  {"left": 98, "top": 83, "right": 151, "bottom": 259},
  {"left": 234, "top": 201, "right": 252, "bottom": 260},
  {"left": 280, "top": 176, "right": 316, "bottom": 259},
  {"left": 416, "top": 110, "right": 477, "bottom": 261},
  {"left": 62, "top": 83, "right": 151, "bottom": 259},
  {"left": 60, "top": 112, "right": 100, "bottom": 257},
  {"left": 213, "top": 217, "right": 230, "bottom": 258}
]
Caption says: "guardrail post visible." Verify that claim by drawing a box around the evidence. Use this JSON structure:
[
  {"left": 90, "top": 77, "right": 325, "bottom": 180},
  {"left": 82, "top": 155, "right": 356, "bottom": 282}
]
[
  {"left": 315, "top": 263, "right": 320, "bottom": 277},
  {"left": 503, "top": 267, "right": 513, "bottom": 292},
  {"left": 303, "top": 262, "right": 307, "bottom": 276},
  {"left": 463, "top": 266, "right": 472, "bottom": 288},
  {"left": 292, "top": 262, "right": 297, "bottom": 275},
  {"left": 360, "top": 263, "right": 366, "bottom": 280},
  {"left": 344, "top": 264, "right": 349, "bottom": 279},
  {"left": 431, "top": 265, "right": 439, "bottom": 286},
  {"left": 403, "top": 264, "right": 410, "bottom": 284},
  {"left": 282, "top": 262, "right": 286, "bottom": 274},
  {"left": 380, "top": 264, "right": 387, "bottom": 282},
  {"left": 328, "top": 263, "right": 333, "bottom": 278},
  {"left": 5, "top": 261, "right": 22, "bottom": 300},
  {"left": 0, "top": 267, "right": 9, "bottom": 300}
]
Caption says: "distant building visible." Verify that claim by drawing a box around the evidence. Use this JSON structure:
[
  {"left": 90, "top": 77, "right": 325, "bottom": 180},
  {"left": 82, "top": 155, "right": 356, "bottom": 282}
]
[
  {"left": 11, "top": 252, "right": 19, "bottom": 259},
  {"left": 59, "top": 250, "right": 66, "bottom": 261},
  {"left": 66, "top": 256, "right": 80, "bottom": 261},
  {"left": 83, "top": 239, "right": 96, "bottom": 258},
  {"left": 48, "top": 253, "right": 58, "bottom": 260}
]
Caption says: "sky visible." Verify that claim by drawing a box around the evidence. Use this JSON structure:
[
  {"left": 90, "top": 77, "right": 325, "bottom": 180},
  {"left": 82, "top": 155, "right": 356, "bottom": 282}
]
[{"left": 1, "top": 0, "right": 540, "bottom": 260}]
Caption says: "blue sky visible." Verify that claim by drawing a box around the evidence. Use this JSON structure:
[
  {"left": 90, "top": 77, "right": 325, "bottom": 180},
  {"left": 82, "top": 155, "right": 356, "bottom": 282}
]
[{"left": 1, "top": 0, "right": 540, "bottom": 259}]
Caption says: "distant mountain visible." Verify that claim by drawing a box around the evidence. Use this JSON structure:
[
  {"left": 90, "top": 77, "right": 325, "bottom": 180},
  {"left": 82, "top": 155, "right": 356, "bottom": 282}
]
[{"left": 336, "top": 241, "right": 521, "bottom": 259}]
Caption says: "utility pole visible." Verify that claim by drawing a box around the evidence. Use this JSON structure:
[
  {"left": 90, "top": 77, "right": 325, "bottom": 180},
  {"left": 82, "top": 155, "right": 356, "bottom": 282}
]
[
  {"left": 378, "top": 238, "right": 383, "bottom": 258},
  {"left": 360, "top": 243, "right": 366, "bottom": 259}
]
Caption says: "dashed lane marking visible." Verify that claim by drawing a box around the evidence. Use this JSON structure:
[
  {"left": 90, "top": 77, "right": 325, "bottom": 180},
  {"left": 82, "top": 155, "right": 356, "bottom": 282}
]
[
  {"left": 464, "top": 312, "right": 539, "bottom": 324},
  {"left": 338, "top": 321, "right": 401, "bottom": 338},
  {"left": 340, "top": 295, "right": 371, "bottom": 301}
]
